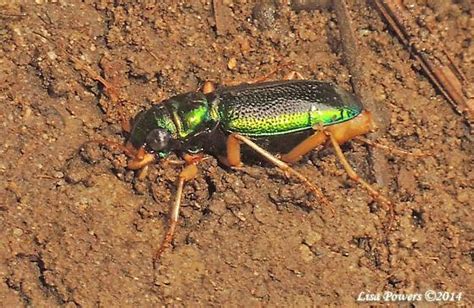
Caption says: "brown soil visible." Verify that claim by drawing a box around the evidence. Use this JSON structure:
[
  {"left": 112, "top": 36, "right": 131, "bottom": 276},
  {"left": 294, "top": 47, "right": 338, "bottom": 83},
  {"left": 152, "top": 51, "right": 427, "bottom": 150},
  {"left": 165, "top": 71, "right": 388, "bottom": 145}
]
[{"left": 1, "top": 1, "right": 472, "bottom": 306}]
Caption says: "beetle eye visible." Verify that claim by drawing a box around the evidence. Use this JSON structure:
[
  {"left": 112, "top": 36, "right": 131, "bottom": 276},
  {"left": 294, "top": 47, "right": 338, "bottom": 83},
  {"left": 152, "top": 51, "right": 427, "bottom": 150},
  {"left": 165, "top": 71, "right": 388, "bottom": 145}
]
[{"left": 145, "top": 128, "right": 171, "bottom": 152}]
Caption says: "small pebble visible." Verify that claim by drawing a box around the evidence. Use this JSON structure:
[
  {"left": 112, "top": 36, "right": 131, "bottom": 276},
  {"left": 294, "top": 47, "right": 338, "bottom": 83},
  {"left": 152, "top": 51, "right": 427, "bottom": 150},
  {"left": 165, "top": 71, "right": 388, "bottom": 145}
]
[
  {"left": 13, "top": 228, "right": 24, "bottom": 236},
  {"left": 227, "top": 57, "right": 237, "bottom": 70},
  {"left": 47, "top": 51, "right": 57, "bottom": 60},
  {"left": 304, "top": 231, "right": 322, "bottom": 247},
  {"left": 252, "top": 0, "right": 278, "bottom": 30},
  {"left": 53, "top": 171, "right": 64, "bottom": 179},
  {"left": 208, "top": 198, "right": 227, "bottom": 216},
  {"left": 290, "top": 0, "right": 332, "bottom": 12},
  {"left": 299, "top": 244, "right": 314, "bottom": 262}
]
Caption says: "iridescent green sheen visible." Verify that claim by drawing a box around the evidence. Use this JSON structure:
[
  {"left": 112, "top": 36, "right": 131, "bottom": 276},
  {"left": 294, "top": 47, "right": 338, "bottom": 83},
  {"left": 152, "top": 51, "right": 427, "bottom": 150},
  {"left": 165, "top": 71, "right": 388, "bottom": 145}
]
[
  {"left": 167, "top": 92, "right": 214, "bottom": 138},
  {"left": 216, "top": 80, "right": 363, "bottom": 137},
  {"left": 227, "top": 106, "right": 359, "bottom": 136},
  {"left": 173, "top": 104, "right": 209, "bottom": 138},
  {"left": 154, "top": 113, "right": 177, "bottom": 137}
]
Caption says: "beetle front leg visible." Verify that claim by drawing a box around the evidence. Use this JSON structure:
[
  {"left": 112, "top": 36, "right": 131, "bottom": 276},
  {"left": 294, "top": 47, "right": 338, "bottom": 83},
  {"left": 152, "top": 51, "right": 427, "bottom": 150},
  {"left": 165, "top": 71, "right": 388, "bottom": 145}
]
[
  {"left": 219, "top": 133, "right": 244, "bottom": 167},
  {"left": 154, "top": 162, "right": 199, "bottom": 265},
  {"left": 126, "top": 146, "right": 155, "bottom": 180}
]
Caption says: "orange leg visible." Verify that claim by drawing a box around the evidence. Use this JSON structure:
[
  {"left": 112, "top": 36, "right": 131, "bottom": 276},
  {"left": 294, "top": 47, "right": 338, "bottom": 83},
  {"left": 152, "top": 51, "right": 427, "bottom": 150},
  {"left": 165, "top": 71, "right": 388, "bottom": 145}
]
[
  {"left": 248, "top": 60, "right": 296, "bottom": 83},
  {"left": 70, "top": 56, "right": 120, "bottom": 103},
  {"left": 201, "top": 63, "right": 303, "bottom": 95},
  {"left": 220, "top": 133, "right": 244, "bottom": 167},
  {"left": 183, "top": 153, "right": 205, "bottom": 164},
  {"left": 127, "top": 146, "right": 155, "bottom": 170},
  {"left": 84, "top": 139, "right": 156, "bottom": 179},
  {"left": 325, "top": 131, "right": 395, "bottom": 228},
  {"left": 281, "top": 110, "right": 375, "bottom": 164},
  {"left": 154, "top": 163, "right": 199, "bottom": 264},
  {"left": 201, "top": 81, "right": 216, "bottom": 94},
  {"left": 279, "top": 112, "right": 394, "bottom": 226},
  {"left": 224, "top": 134, "right": 330, "bottom": 208},
  {"left": 207, "top": 60, "right": 299, "bottom": 90},
  {"left": 353, "top": 136, "right": 429, "bottom": 157},
  {"left": 282, "top": 71, "right": 305, "bottom": 81},
  {"left": 281, "top": 130, "right": 328, "bottom": 163},
  {"left": 121, "top": 117, "right": 133, "bottom": 133},
  {"left": 281, "top": 110, "right": 374, "bottom": 164}
]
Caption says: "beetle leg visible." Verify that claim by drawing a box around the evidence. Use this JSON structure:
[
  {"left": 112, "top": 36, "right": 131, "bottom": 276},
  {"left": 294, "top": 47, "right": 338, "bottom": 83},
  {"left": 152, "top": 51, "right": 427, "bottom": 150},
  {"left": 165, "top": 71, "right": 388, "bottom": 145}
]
[
  {"left": 325, "top": 131, "right": 394, "bottom": 227},
  {"left": 127, "top": 146, "right": 155, "bottom": 170},
  {"left": 281, "top": 130, "right": 328, "bottom": 163},
  {"left": 201, "top": 81, "right": 216, "bottom": 94},
  {"left": 283, "top": 71, "right": 305, "bottom": 81},
  {"left": 71, "top": 56, "right": 120, "bottom": 103},
  {"left": 353, "top": 136, "right": 429, "bottom": 157},
  {"left": 201, "top": 62, "right": 302, "bottom": 93},
  {"left": 222, "top": 133, "right": 244, "bottom": 167},
  {"left": 85, "top": 139, "right": 151, "bottom": 171},
  {"left": 283, "top": 111, "right": 376, "bottom": 163},
  {"left": 154, "top": 162, "right": 199, "bottom": 264},
  {"left": 84, "top": 140, "right": 155, "bottom": 179},
  {"left": 249, "top": 61, "right": 294, "bottom": 83},
  {"left": 121, "top": 117, "right": 133, "bottom": 133},
  {"left": 216, "top": 60, "right": 297, "bottom": 87},
  {"left": 183, "top": 153, "right": 205, "bottom": 164},
  {"left": 248, "top": 66, "right": 303, "bottom": 83},
  {"left": 229, "top": 134, "right": 330, "bottom": 208}
]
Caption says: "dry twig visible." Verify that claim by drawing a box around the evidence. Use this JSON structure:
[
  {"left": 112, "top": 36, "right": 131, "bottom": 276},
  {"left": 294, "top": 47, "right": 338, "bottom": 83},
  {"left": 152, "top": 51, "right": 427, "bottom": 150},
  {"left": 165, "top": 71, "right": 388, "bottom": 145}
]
[
  {"left": 333, "top": 0, "right": 392, "bottom": 187},
  {"left": 374, "top": 0, "right": 474, "bottom": 128}
]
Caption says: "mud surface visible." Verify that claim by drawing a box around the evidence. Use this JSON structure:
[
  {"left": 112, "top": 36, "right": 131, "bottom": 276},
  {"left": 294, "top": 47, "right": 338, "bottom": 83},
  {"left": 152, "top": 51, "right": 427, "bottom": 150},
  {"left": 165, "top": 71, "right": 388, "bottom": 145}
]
[{"left": 1, "top": 1, "right": 472, "bottom": 306}]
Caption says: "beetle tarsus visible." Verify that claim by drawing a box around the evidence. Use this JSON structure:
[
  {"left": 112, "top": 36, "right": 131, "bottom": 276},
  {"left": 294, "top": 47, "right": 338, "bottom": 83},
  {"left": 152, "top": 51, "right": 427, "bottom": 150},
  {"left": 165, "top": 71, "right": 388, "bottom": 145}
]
[{"left": 154, "top": 163, "right": 199, "bottom": 266}]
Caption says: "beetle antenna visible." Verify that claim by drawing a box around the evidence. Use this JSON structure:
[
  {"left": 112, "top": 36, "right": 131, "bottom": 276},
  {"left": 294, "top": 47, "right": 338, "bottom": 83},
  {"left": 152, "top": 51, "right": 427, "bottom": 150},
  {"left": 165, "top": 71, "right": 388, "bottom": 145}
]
[{"left": 83, "top": 139, "right": 136, "bottom": 157}]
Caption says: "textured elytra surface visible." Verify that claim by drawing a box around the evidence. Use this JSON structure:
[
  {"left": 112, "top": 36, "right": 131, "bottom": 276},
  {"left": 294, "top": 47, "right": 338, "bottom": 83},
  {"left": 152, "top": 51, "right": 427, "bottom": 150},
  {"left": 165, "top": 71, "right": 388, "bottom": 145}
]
[{"left": 217, "top": 80, "right": 363, "bottom": 135}]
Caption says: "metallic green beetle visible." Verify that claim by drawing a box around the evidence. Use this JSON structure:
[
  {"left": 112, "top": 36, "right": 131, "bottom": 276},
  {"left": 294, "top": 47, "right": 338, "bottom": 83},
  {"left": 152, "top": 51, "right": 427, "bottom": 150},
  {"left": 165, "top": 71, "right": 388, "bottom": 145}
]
[
  {"left": 128, "top": 80, "right": 364, "bottom": 159},
  {"left": 123, "top": 79, "right": 379, "bottom": 261}
]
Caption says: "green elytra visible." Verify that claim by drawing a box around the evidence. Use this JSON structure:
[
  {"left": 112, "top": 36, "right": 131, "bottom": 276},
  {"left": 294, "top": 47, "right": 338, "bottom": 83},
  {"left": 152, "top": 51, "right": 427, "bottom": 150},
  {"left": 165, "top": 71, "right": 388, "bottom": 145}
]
[{"left": 128, "top": 80, "right": 363, "bottom": 157}]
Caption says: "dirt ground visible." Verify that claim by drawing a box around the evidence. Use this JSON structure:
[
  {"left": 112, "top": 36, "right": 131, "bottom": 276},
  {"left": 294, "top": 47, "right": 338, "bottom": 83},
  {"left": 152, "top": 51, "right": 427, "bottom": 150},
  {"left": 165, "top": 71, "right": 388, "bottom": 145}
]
[{"left": 0, "top": 0, "right": 472, "bottom": 306}]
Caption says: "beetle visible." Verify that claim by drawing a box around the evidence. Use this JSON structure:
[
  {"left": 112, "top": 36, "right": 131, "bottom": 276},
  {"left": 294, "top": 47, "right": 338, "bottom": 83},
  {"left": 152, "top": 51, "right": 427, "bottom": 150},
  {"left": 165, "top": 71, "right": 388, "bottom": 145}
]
[{"left": 113, "top": 77, "right": 399, "bottom": 262}]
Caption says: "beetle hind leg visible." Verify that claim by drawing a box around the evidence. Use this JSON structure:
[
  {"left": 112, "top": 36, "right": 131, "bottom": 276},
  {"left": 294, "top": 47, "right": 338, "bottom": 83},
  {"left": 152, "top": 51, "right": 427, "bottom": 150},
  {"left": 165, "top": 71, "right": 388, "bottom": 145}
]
[
  {"left": 353, "top": 136, "right": 430, "bottom": 157},
  {"left": 283, "top": 70, "right": 305, "bottom": 81},
  {"left": 325, "top": 131, "right": 395, "bottom": 228},
  {"left": 278, "top": 121, "right": 395, "bottom": 228}
]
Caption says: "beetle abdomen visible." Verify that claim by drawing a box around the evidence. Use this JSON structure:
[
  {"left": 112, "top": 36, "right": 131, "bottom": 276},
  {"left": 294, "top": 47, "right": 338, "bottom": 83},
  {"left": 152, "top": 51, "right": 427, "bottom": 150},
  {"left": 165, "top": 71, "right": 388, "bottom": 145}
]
[{"left": 216, "top": 80, "right": 363, "bottom": 136}]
